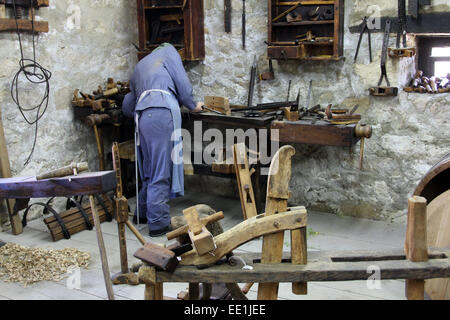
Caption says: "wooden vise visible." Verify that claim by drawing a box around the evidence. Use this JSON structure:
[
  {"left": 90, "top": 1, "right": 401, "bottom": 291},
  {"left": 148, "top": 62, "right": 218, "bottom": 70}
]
[{"left": 181, "top": 206, "right": 220, "bottom": 256}]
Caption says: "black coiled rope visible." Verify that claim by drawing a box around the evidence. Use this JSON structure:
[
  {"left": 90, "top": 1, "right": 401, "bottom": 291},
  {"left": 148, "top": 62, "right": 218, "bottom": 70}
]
[{"left": 10, "top": 0, "right": 51, "bottom": 166}]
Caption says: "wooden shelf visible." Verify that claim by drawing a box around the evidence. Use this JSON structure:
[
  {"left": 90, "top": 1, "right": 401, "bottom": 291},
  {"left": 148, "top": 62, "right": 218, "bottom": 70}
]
[
  {"left": 276, "top": 1, "right": 335, "bottom": 5},
  {"left": 268, "top": 0, "right": 344, "bottom": 61},
  {"left": 273, "top": 20, "right": 334, "bottom": 26},
  {"left": 0, "top": 18, "right": 48, "bottom": 33},
  {"left": 144, "top": 5, "right": 183, "bottom": 9},
  {"left": 137, "top": 0, "right": 204, "bottom": 61}
]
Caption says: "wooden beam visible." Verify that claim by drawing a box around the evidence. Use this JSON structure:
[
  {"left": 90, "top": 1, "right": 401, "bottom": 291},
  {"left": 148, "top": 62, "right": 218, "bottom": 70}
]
[
  {"left": 349, "top": 12, "right": 450, "bottom": 34},
  {"left": 405, "top": 196, "right": 428, "bottom": 300},
  {"left": 0, "top": 18, "right": 48, "bottom": 33},
  {"left": 0, "top": 107, "right": 21, "bottom": 235},
  {"left": 157, "top": 248, "right": 450, "bottom": 284}
]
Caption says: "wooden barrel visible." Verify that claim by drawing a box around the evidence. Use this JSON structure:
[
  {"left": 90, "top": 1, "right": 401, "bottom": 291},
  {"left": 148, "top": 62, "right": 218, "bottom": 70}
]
[{"left": 414, "top": 153, "right": 450, "bottom": 300}]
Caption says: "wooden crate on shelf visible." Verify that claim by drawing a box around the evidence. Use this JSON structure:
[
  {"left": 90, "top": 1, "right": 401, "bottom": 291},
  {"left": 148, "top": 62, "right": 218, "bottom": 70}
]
[
  {"left": 267, "top": 0, "right": 344, "bottom": 61},
  {"left": 136, "top": 0, "right": 205, "bottom": 61}
]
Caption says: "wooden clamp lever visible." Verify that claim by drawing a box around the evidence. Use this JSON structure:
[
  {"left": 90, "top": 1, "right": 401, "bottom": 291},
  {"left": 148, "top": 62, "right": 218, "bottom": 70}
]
[
  {"left": 355, "top": 124, "right": 373, "bottom": 170},
  {"left": 183, "top": 206, "right": 217, "bottom": 256},
  {"left": 166, "top": 211, "right": 224, "bottom": 241},
  {"left": 36, "top": 162, "right": 88, "bottom": 180}
]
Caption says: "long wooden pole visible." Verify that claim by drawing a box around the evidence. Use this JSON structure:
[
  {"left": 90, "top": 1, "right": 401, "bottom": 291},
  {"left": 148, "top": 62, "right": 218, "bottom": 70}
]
[
  {"left": 0, "top": 107, "right": 22, "bottom": 235},
  {"left": 89, "top": 194, "right": 115, "bottom": 300}
]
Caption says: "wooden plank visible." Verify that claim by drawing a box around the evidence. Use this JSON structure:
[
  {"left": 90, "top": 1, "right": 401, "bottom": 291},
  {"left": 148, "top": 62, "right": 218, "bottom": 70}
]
[
  {"left": 0, "top": 106, "right": 21, "bottom": 234},
  {"left": 183, "top": 0, "right": 205, "bottom": 60},
  {"left": 157, "top": 248, "right": 450, "bottom": 284},
  {"left": 89, "top": 194, "right": 114, "bottom": 300},
  {"left": 271, "top": 120, "right": 360, "bottom": 147},
  {"left": 258, "top": 145, "right": 296, "bottom": 300},
  {"left": 179, "top": 208, "right": 307, "bottom": 267},
  {"left": 0, "top": 18, "right": 48, "bottom": 32},
  {"left": 136, "top": 0, "right": 146, "bottom": 49},
  {"left": 425, "top": 190, "right": 450, "bottom": 300},
  {"left": 405, "top": 196, "right": 428, "bottom": 300},
  {"left": 0, "top": 171, "right": 117, "bottom": 199},
  {"left": 204, "top": 96, "right": 231, "bottom": 115}
]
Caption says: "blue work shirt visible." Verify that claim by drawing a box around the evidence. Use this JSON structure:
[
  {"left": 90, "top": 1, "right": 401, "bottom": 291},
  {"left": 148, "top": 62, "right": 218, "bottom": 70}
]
[{"left": 122, "top": 44, "right": 196, "bottom": 116}]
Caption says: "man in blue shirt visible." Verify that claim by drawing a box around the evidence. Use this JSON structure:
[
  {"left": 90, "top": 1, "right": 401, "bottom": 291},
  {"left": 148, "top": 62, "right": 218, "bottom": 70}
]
[{"left": 122, "top": 43, "right": 203, "bottom": 237}]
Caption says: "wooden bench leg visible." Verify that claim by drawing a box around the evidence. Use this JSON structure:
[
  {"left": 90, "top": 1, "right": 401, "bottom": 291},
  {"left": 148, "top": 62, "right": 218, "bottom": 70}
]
[
  {"left": 89, "top": 194, "right": 115, "bottom": 300},
  {"left": 291, "top": 226, "right": 308, "bottom": 294},
  {"left": 405, "top": 196, "right": 428, "bottom": 300},
  {"left": 189, "top": 283, "right": 200, "bottom": 300},
  {"left": 139, "top": 265, "right": 163, "bottom": 300}
]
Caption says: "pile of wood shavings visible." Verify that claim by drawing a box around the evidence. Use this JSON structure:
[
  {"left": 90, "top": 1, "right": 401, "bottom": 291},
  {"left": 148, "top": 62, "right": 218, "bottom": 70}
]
[{"left": 0, "top": 243, "right": 90, "bottom": 286}]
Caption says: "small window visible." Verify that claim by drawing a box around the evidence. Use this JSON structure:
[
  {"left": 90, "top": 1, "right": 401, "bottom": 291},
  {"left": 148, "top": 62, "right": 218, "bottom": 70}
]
[{"left": 417, "top": 37, "right": 450, "bottom": 78}]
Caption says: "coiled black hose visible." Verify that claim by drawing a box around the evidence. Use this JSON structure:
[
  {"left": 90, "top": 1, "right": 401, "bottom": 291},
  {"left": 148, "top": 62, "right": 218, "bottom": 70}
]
[{"left": 10, "top": 0, "right": 52, "bottom": 166}]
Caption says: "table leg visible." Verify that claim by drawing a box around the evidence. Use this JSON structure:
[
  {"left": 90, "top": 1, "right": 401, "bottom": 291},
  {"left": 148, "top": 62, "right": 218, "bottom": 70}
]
[{"left": 89, "top": 194, "right": 115, "bottom": 300}]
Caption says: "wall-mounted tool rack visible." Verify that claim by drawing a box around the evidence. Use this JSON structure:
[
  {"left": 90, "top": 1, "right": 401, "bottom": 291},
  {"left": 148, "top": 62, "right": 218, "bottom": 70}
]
[
  {"left": 267, "top": 0, "right": 344, "bottom": 61},
  {"left": 0, "top": 0, "right": 49, "bottom": 33},
  {"left": 136, "top": 0, "right": 205, "bottom": 61}
]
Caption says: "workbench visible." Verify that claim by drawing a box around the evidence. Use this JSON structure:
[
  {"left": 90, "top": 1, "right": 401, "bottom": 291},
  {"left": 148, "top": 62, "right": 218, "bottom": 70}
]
[
  {"left": 0, "top": 171, "right": 118, "bottom": 299},
  {"left": 181, "top": 111, "right": 364, "bottom": 211}
]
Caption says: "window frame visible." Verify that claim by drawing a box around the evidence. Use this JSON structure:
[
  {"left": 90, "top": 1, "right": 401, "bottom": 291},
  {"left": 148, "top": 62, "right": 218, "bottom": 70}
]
[{"left": 417, "top": 36, "right": 450, "bottom": 77}]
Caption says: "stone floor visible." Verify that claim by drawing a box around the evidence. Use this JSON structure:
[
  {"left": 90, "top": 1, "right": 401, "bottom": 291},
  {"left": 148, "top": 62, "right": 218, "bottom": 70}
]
[{"left": 0, "top": 190, "right": 408, "bottom": 300}]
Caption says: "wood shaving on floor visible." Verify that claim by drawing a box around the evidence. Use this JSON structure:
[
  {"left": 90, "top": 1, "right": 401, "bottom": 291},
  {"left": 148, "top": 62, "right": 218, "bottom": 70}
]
[{"left": 0, "top": 243, "right": 90, "bottom": 286}]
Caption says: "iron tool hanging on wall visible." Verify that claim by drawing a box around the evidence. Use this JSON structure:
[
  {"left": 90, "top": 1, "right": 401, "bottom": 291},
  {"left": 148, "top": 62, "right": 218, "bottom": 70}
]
[{"left": 369, "top": 20, "right": 398, "bottom": 97}]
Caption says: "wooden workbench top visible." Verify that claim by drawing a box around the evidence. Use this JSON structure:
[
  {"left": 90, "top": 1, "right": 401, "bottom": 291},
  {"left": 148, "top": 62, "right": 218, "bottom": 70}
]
[{"left": 0, "top": 171, "right": 117, "bottom": 199}]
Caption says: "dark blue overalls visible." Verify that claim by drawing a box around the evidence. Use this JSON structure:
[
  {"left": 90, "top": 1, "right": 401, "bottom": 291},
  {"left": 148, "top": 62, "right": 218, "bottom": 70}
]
[{"left": 122, "top": 44, "right": 196, "bottom": 232}]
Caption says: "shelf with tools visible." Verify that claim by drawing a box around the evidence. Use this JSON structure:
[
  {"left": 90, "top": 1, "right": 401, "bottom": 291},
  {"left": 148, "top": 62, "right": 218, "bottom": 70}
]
[
  {"left": 136, "top": 0, "right": 204, "bottom": 61},
  {"left": 0, "top": 0, "right": 49, "bottom": 33},
  {"left": 267, "top": 0, "right": 344, "bottom": 60}
]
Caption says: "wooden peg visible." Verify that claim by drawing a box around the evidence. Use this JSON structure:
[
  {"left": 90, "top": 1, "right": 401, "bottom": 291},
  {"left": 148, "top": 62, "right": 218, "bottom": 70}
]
[{"left": 183, "top": 206, "right": 216, "bottom": 255}]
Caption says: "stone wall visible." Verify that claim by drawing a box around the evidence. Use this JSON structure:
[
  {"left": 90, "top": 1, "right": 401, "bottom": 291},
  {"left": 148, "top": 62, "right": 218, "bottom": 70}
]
[
  {"left": 0, "top": 0, "right": 138, "bottom": 228},
  {"left": 1, "top": 1, "right": 449, "bottom": 229},
  {"left": 185, "top": 0, "right": 450, "bottom": 222}
]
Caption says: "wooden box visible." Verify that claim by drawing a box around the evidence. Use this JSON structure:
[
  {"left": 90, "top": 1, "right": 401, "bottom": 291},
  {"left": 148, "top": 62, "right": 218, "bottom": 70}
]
[
  {"left": 136, "top": 0, "right": 205, "bottom": 61},
  {"left": 267, "top": 0, "right": 344, "bottom": 61}
]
